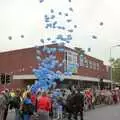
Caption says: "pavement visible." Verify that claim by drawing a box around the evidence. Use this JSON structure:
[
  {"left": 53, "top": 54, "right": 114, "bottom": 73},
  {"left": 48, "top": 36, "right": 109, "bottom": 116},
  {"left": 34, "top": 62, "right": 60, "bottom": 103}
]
[{"left": 7, "top": 104, "right": 120, "bottom": 120}]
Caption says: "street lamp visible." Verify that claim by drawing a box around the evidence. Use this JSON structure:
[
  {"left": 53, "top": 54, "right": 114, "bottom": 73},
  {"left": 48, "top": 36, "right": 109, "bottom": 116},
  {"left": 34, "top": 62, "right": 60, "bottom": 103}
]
[{"left": 109, "top": 44, "right": 120, "bottom": 89}]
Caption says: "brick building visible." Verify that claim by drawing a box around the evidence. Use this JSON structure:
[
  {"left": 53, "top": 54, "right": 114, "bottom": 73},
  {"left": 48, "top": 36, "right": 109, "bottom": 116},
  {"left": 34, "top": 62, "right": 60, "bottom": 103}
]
[{"left": 0, "top": 44, "right": 111, "bottom": 91}]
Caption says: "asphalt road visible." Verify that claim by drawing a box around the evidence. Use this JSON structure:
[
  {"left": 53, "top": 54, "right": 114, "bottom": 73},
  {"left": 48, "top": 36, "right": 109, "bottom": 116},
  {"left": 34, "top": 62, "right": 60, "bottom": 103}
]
[{"left": 7, "top": 104, "right": 120, "bottom": 120}]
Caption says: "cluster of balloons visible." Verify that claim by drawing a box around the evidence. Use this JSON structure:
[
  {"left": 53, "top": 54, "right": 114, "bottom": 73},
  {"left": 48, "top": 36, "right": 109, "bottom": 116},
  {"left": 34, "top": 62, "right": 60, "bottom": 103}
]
[
  {"left": 31, "top": 45, "right": 66, "bottom": 92},
  {"left": 31, "top": 0, "right": 78, "bottom": 92},
  {"left": 41, "top": 0, "right": 77, "bottom": 44}
]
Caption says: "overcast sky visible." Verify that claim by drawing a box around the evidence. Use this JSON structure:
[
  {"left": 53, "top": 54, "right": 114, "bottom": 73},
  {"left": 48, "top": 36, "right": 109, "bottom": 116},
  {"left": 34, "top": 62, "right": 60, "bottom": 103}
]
[{"left": 0, "top": 0, "right": 120, "bottom": 64}]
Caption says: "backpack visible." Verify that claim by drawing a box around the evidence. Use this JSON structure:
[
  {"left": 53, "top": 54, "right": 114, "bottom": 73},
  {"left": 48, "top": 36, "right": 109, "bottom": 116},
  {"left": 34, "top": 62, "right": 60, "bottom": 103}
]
[{"left": 22, "top": 103, "right": 34, "bottom": 115}]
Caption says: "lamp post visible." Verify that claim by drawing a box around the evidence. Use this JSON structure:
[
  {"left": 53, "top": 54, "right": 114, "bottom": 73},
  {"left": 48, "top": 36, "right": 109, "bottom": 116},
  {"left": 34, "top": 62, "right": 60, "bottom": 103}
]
[{"left": 109, "top": 44, "right": 120, "bottom": 89}]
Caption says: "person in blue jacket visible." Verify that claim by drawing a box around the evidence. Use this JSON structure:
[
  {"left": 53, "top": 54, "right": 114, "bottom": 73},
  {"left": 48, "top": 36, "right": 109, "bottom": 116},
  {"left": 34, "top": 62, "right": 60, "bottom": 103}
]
[{"left": 22, "top": 92, "right": 34, "bottom": 120}]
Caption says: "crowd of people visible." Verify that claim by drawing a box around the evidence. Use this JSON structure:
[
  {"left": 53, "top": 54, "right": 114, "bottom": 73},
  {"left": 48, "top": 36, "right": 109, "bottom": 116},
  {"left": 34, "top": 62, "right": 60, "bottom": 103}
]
[{"left": 0, "top": 86, "right": 120, "bottom": 120}]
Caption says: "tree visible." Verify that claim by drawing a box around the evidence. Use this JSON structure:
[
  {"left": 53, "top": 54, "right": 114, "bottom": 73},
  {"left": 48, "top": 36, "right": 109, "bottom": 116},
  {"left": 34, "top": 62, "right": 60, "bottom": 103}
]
[{"left": 112, "top": 58, "right": 120, "bottom": 82}]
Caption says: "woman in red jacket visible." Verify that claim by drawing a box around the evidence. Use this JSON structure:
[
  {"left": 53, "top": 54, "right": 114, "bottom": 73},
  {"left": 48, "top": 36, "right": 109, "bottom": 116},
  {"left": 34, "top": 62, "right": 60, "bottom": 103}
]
[{"left": 37, "top": 91, "right": 51, "bottom": 113}]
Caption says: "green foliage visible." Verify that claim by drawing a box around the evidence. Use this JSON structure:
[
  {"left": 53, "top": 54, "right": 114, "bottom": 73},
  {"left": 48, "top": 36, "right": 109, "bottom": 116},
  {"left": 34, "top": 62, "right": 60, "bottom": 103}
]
[{"left": 112, "top": 58, "right": 120, "bottom": 82}]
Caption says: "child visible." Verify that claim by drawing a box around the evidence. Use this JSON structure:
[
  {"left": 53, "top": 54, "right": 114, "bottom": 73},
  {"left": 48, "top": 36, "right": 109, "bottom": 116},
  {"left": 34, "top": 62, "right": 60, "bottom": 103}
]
[{"left": 56, "top": 97, "right": 63, "bottom": 120}]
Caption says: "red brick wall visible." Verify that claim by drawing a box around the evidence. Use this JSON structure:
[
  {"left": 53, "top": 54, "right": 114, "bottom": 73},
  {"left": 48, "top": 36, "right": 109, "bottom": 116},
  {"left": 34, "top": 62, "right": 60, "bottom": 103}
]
[
  {"left": 0, "top": 45, "right": 109, "bottom": 81},
  {"left": 0, "top": 47, "right": 37, "bottom": 75}
]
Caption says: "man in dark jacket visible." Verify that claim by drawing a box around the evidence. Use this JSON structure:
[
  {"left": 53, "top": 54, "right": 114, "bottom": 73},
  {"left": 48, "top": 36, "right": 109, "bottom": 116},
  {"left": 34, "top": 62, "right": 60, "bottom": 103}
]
[
  {"left": 66, "top": 91, "right": 75, "bottom": 120},
  {"left": 67, "top": 90, "right": 84, "bottom": 120},
  {"left": 72, "top": 90, "right": 84, "bottom": 120}
]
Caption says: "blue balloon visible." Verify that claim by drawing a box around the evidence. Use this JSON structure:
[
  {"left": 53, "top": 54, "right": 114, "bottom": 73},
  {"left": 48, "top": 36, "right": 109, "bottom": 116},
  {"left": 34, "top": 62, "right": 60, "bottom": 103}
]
[
  {"left": 74, "top": 25, "right": 77, "bottom": 28},
  {"left": 47, "top": 37, "right": 51, "bottom": 41},
  {"left": 45, "top": 19, "right": 50, "bottom": 22},
  {"left": 58, "top": 63, "right": 63, "bottom": 67},
  {"left": 50, "top": 9, "right": 54, "bottom": 13},
  {"left": 52, "top": 40, "right": 56, "bottom": 44},
  {"left": 57, "top": 26, "right": 62, "bottom": 29},
  {"left": 40, "top": 0, "right": 44, "bottom": 3},
  {"left": 66, "top": 19, "right": 72, "bottom": 23},
  {"left": 67, "top": 34, "right": 72, "bottom": 40},
  {"left": 49, "top": 55, "right": 56, "bottom": 60},
  {"left": 40, "top": 38, "right": 44, "bottom": 43},
  {"left": 68, "top": 29, "right": 73, "bottom": 33},
  {"left": 65, "top": 13, "right": 68, "bottom": 16},
  {"left": 56, "top": 34, "right": 63, "bottom": 40},
  {"left": 56, "top": 70, "right": 62, "bottom": 74},
  {"left": 58, "top": 12, "right": 62, "bottom": 15},
  {"left": 46, "top": 23, "right": 52, "bottom": 28},
  {"left": 61, "top": 27, "right": 66, "bottom": 30},
  {"left": 53, "top": 82, "right": 57, "bottom": 88},
  {"left": 64, "top": 72, "right": 72, "bottom": 76},
  {"left": 53, "top": 21, "right": 57, "bottom": 28},
  {"left": 44, "top": 14, "right": 48, "bottom": 18},
  {"left": 57, "top": 26, "right": 65, "bottom": 30},
  {"left": 46, "top": 49, "right": 51, "bottom": 54},
  {"left": 66, "top": 40, "right": 70, "bottom": 43},
  {"left": 69, "top": 7, "right": 73, "bottom": 12},
  {"left": 32, "top": 69, "right": 37, "bottom": 73},
  {"left": 51, "top": 15, "right": 55, "bottom": 19},
  {"left": 55, "top": 60, "right": 59, "bottom": 64}
]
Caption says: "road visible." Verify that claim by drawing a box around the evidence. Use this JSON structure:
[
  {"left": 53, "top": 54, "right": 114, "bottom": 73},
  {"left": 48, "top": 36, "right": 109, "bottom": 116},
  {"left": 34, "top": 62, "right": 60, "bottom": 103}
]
[{"left": 7, "top": 104, "right": 120, "bottom": 120}]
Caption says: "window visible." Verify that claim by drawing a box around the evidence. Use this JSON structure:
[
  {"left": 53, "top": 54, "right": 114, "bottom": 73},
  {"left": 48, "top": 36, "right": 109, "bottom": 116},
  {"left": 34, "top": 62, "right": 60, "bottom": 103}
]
[
  {"left": 67, "top": 55, "right": 72, "bottom": 62},
  {"left": 89, "top": 61, "right": 93, "bottom": 69},
  {"left": 79, "top": 54, "right": 84, "bottom": 67},
  {"left": 97, "top": 63, "right": 100, "bottom": 70},
  {"left": 73, "top": 55, "right": 77, "bottom": 63},
  {"left": 66, "top": 50, "right": 78, "bottom": 73},
  {"left": 84, "top": 57, "right": 89, "bottom": 68},
  {"left": 93, "top": 62, "right": 97, "bottom": 70}
]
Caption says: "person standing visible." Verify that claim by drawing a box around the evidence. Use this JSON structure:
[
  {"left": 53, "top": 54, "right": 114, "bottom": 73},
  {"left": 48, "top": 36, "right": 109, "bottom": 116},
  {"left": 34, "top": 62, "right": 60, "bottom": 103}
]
[
  {"left": 37, "top": 91, "right": 51, "bottom": 119},
  {"left": 31, "top": 92, "right": 37, "bottom": 112},
  {"left": 13, "top": 89, "right": 22, "bottom": 120},
  {"left": 0, "top": 91, "right": 8, "bottom": 120},
  {"left": 73, "top": 90, "right": 84, "bottom": 120},
  {"left": 66, "top": 91, "right": 75, "bottom": 120},
  {"left": 22, "top": 92, "right": 34, "bottom": 120},
  {"left": 3, "top": 89, "right": 10, "bottom": 120}
]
